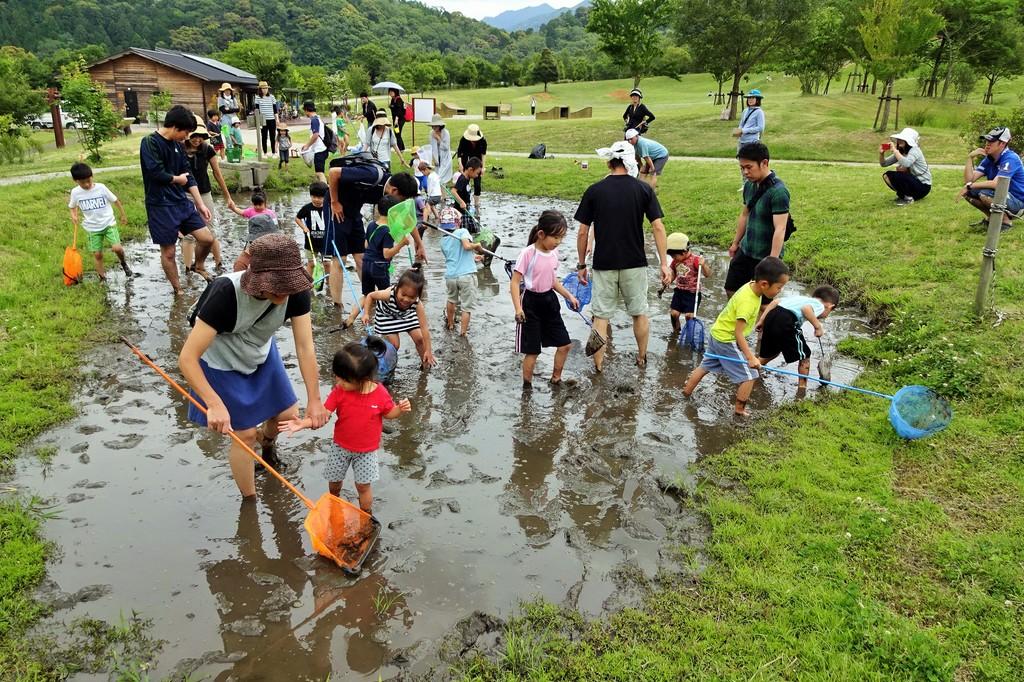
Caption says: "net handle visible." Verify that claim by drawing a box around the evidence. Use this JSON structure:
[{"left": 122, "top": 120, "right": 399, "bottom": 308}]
[
  {"left": 422, "top": 221, "right": 511, "bottom": 262},
  {"left": 704, "top": 352, "right": 894, "bottom": 400},
  {"left": 121, "top": 337, "right": 316, "bottom": 509}
]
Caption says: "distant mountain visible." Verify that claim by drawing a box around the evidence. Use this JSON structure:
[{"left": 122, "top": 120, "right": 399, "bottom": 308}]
[{"left": 484, "top": 1, "right": 589, "bottom": 31}]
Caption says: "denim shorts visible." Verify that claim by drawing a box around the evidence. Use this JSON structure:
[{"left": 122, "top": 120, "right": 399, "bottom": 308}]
[{"left": 970, "top": 188, "right": 1024, "bottom": 214}]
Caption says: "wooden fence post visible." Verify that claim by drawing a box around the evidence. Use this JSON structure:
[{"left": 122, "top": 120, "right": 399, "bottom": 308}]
[{"left": 974, "top": 175, "right": 1010, "bottom": 317}]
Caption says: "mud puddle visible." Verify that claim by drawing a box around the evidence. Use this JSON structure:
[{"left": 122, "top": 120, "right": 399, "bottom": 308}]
[{"left": 11, "top": 192, "right": 870, "bottom": 679}]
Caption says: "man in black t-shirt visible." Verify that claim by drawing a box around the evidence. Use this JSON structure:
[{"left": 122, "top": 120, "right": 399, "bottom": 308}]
[{"left": 574, "top": 141, "right": 672, "bottom": 371}]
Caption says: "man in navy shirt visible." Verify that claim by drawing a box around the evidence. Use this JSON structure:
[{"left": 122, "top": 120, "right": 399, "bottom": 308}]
[
  {"left": 960, "top": 126, "right": 1024, "bottom": 231},
  {"left": 140, "top": 105, "right": 213, "bottom": 295}
]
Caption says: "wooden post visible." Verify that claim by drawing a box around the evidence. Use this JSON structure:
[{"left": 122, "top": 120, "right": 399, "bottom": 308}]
[
  {"left": 254, "top": 108, "right": 264, "bottom": 161},
  {"left": 47, "top": 87, "right": 65, "bottom": 149},
  {"left": 873, "top": 96, "right": 884, "bottom": 130},
  {"left": 894, "top": 96, "right": 901, "bottom": 130},
  {"left": 974, "top": 175, "right": 1010, "bottom": 316}
]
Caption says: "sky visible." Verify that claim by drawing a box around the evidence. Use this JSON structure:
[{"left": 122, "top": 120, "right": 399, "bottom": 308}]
[{"left": 423, "top": 0, "right": 580, "bottom": 21}]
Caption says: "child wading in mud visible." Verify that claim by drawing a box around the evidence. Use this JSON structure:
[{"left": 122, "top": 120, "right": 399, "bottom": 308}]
[
  {"left": 362, "top": 264, "right": 437, "bottom": 369},
  {"left": 281, "top": 342, "right": 410, "bottom": 512},
  {"left": 510, "top": 210, "right": 579, "bottom": 388}
]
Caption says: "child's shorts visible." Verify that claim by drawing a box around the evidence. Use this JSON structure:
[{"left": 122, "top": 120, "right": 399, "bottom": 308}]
[
  {"left": 701, "top": 337, "right": 759, "bottom": 384},
  {"left": 324, "top": 444, "right": 379, "bottom": 485},
  {"left": 87, "top": 224, "right": 121, "bottom": 253},
  {"left": 758, "top": 307, "right": 811, "bottom": 364},
  {"left": 417, "top": 175, "right": 428, "bottom": 193},
  {"left": 146, "top": 201, "right": 206, "bottom": 245},
  {"left": 445, "top": 274, "right": 478, "bottom": 310},
  {"left": 308, "top": 236, "right": 326, "bottom": 256},
  {"left": 279, "top": 149, "right": 290, "bottom": 163},
  {"left": 670, "top": 288, "right": 702, "bottom": 315},
  {"left": 516, "top": 290, "right": 570, "bottom": 354}
]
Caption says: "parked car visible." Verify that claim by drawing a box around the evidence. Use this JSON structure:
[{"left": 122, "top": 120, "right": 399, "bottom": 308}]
[{"left": 26, "top": 111, "right": 84, "bottom": 129}]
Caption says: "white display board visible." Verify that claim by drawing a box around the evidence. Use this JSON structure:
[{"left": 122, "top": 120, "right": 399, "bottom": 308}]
[{"left": 413, "top": 97, "right": 436, "bottom": 124}]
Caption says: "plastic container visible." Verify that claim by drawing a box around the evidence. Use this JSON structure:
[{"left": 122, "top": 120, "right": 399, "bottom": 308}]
[{"left": 226, "top": 146, "right": 242, "bottom": 163}]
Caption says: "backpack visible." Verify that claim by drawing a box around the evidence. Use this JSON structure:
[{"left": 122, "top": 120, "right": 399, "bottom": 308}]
[
  {"left": 746, "top": 174, "right": 796, "bottom": 242},
  {"left": 329, "top": 151, "right": 388, "bottom": 188},
  {"left": 528, "top": 143, "right": 546, "bottom": 159},
  {"left": 322, "top": 123, "right": 339, "bottom": 153}
]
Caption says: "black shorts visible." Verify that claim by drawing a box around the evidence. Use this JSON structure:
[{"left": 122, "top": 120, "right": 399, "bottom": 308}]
[
  {"left": 670, "top": 289, "right": 702, "bottom": 314},
  {"left": 515, "top": 290, "right": 570, "bottom": 355},
  {"left": 758, "top": 307, "right": 811, "bottom": 364},
  {"left": 313, "top": 150, "right": 329, "bottom": 173},
  {"left": 308, "top": 236, "right": 326, "bottom": 256},
  {"left": 724, "top": 250, "right": 773, "bottom": 305},
  {"left": 328, "top": 217, "right": 366, "bottom": 257}
]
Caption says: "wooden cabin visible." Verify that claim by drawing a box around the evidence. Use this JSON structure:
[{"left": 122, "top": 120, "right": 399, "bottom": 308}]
[{"left": 88, "top": 48, "right": 259, "bottom": 121}]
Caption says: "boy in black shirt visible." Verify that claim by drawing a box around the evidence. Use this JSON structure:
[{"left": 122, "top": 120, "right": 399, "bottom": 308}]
[
  {"left": 453, "top": 157, "right": 482, "bottom": 234},
  {"left": 294, "top": 181, "right": 332, "bottom": 295}
]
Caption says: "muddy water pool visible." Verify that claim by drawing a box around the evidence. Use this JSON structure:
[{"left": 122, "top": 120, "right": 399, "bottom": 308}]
[{"left": 13, "top": 191, "right": 871, "bottom": 679}]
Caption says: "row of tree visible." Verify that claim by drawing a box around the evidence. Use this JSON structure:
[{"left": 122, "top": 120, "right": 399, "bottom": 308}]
[{"left": 587, "top": 0, "right": 1024, "bottom": 127}]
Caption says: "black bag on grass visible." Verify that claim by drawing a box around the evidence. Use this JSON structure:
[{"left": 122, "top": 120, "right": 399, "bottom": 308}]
[{"left": 528, "top": 143, "right": 546, "bottom": 159}]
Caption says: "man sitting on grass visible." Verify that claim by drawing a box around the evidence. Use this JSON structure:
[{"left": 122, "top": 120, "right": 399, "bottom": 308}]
[{"left": 960, "top": 126, "right": 1024, "bottom": 232}]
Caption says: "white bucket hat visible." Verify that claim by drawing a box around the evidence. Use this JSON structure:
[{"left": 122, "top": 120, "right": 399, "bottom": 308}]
[{"left": 890, "top": 127, "right": 920, "bottom": 148}]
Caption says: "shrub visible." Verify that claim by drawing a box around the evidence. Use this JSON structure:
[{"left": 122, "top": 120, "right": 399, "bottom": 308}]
[
  {"left": 0, "top": 116, "right": 42, "bottom": 165},
  {"left": 58, "top": 61, "right": 121, "bottom": 162},
  {"left": 961, "top": 106, "right": 1024, "bottom": 154}
]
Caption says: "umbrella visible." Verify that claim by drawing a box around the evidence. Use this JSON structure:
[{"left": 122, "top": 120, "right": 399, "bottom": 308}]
[{"left": 372, "top": 81, "right": 405, "bottom": 93}]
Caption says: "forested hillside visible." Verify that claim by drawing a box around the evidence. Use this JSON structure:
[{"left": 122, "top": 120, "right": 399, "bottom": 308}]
[{"left": 0, "top": 0, "right": 510, "bottom": 69}]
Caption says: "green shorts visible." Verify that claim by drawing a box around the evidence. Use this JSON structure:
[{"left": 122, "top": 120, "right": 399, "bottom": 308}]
[
  {"left": 592, "top": 267, "right": 649, "bottom": 319},
  {"left": 87, "top": 224, "right": 121, "bottom": 253}
]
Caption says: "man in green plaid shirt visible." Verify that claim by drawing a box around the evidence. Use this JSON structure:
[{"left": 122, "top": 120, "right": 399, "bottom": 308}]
[{"left": 724, "top": 142, "right": 792, "bottom": 299}]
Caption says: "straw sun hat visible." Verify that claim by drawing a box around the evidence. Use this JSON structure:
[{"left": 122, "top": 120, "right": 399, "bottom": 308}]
[
  {"left": 219, "top": 82, "right": 233, "bottom": 92},
  {"left": 241, "top": 234, "right": 313, "bottom": 298},
  {"left": 463, "top": 124, "right": 483, "bottom": 141}
]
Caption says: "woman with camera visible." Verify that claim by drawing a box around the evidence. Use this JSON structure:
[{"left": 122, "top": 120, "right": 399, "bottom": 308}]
[{"left": 879, "top": 127, "right": 931, "bottom": 206}]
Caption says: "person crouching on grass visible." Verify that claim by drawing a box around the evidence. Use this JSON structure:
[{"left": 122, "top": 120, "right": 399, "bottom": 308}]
[
  {"left": 683, "top": 256, "right": 789, "bottom": 416},
  {"left": 280, "top": 342, "right": 411, "bottom": 513},
  {"left": 68, "top": 162, "right": 132, "bottom": 280},
  {"left": 755, "top": 286, "right": 840, "bottom": 391}
]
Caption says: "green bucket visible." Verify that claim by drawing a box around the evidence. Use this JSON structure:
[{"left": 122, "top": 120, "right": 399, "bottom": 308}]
[{"left": 226, "top": 147, "right": 242, "bottom": 163}]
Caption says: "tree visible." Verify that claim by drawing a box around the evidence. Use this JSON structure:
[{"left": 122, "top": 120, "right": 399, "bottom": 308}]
[
  {"left": 498, "top": 54, "right": 522, "bottom": 86},
  {"left": 343, "top": 63, "right": 371, "bottom": 99},
  {"left": 0, "top": 49, "right": 46, "bottom": 123},
  {"left": 677, "top": 0, "right": 809, "bottom": 119},
  {"left": 350, "top": 43, "right": 389, "bottom": 84},
  {"left": 58, "top": 61, "right": 120, "bottom": 161},
  {"left": 532, "top": 48, "right": 559, "bottom": 92},
  {"left": 974, "top": 23, "right": 1024, "bottom": 103},
  {"left": 587, "top": 0, "right": 673, "bottom": 87},
  {"left": 217, "top": 39, "right": 293, "bottom": 91},
  {"left": 858, "top": 0, "right": 943, "bottom": 129},
  {"left": 784, "top": 3, "right": 857, "bottom": 95},
  {"left": 924, "top": 0, "right": 1017, "bottom": 98},
  {"left": 392, "top": 60, "right": 446, "bottom": 95},
  {"left": 295, "top": 64, "right": 331, "bottom": 102},
  {"left": 651, "top": 45, "right": 691, "bottom": 80}
]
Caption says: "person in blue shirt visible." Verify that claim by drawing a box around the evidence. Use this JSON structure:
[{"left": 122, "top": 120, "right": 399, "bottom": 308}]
[
  {"left": 625, "top": 128, "right": 669, "bottom": 190},
  {"left": 733, "top": 89, "right": 766, "bottom": 148},
  {"left": 440, "top": 214, "right": 485, "bottom": 336},
  {"left": 961, "top": 126, "right": 1024, "bottom": 231}
]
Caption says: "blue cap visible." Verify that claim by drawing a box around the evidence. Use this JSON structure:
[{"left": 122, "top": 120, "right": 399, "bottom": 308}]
[{"left": 748, "top": 89, "right": 763, "bottom": 98}]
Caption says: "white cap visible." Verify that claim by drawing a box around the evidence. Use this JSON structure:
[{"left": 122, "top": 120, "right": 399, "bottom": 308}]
[{"left": 624, "top": 129, "right": 640, "bottom": 140}]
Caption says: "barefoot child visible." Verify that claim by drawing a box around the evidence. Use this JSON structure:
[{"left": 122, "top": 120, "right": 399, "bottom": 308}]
[
  {"left": 295, "top": 182, "right": 330, "bottom": 280},
  {"left": 362, "top": 264, "right": 437, "bottom": 368},
  {"left": 755, "top": 285, "right": 840, "bottom": 388},
  {"left": 68, "top": 162, "right": 132, "bottom": 280},
  {"left": 440, "top": 209, "right": 486, "bottom": 336},
  {"left": 511, "top": 210, "right": 579, "bottom": 387},
  {"left": 667, "top": 232, "right": 711, "bottom": 334},
  {"left": 280, "top": 342, "right": 410, "bottom": 512},
  {"left": 683, "top": 256, "right": 789, "bottom": 416}
]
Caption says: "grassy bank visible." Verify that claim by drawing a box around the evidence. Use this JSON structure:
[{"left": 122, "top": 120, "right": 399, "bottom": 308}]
[{"left": 462, "top": 157, "right": 1024, "bottom": 679}]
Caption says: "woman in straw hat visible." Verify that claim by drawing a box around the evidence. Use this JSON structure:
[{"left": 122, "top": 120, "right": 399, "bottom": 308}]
[
  {"left": 456, "top": 124, "right": 487, "bottom": 213},
  {"left": 217, "top": 83, "right": 241, "bottom": 127},
  {"left": 429, "top": 113, "right": 453, "bottom": 185},
  {"left": 179, "top": 234, "right": 329, "bottom": 497},
  {"left": 368, "top": 112, "right": 406, "bottom": 171},
  {"left": 182, "top": 114, "right": 232, "bottom": 271},
  {"left": 253, "top": 80, "right": 279, "bottom": 155}
]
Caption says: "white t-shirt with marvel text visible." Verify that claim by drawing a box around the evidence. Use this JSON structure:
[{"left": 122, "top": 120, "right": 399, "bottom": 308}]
[{"left": 68, "top": 183, "right": 117, "bottom": 232}]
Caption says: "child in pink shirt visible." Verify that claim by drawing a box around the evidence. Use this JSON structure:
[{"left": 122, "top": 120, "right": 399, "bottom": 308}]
[
  {"left": 229, "top": 190, "right": 280, "bottom": 271},
  {"left": 281, "top": 342, "right": 410, "bottom": 513},
  {"left": 510, "top": 210, "right": 579, "bottom": 388}
]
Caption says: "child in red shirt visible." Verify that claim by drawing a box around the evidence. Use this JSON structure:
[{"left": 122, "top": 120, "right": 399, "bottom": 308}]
[
  {"left": 666, "top": 232, "right": 711, "bottom": 334},
  {"left": 280, "top": 342, "right": 410, "bottom": 512}
]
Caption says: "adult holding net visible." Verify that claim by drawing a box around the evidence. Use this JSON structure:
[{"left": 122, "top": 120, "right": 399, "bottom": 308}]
[{"left": 179, "top": 234, "right": 329, "bottom": 498}]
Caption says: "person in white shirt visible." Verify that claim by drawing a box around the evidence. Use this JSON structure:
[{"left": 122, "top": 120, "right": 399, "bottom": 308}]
[
  {"left": 68, "top": 162, "right": 132, "bottom": 279},
  {"left": 368, "top": 113, "right": 406, "bottom": 170},
  {"left": 419, "top": 160, "right": 443, "bottom": 224}
]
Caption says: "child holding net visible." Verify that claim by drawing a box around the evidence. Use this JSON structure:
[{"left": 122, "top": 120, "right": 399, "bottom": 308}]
[
  {"left": 666, "top": 232, "right": 711, "bottom": 334},
  {"left": 511, "top": 210, "right": 579, "bottom": 388},
  {"left": 755, "top": 285, "right": 840, "bottom": 390},
  {"left": 280, "top": 342, "right": 410, "bottom": 513}
]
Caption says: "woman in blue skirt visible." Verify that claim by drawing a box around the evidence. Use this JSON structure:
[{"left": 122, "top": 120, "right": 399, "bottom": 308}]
[{"left": 179, "top": 234, "right": 330, "bottom": 498}]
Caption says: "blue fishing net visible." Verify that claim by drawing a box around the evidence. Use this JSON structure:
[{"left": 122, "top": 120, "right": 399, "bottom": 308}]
[
  {"left": 562, "top": 272, "right": 592, "bottom": 309},
  {"left": 888, "top": 385, "right": 953, "bottom": 440}
]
